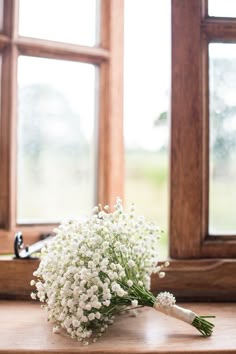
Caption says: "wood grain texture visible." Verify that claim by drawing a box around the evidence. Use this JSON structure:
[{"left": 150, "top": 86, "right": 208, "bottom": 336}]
[
  {"left": 0, "top": 0, "right": 18, "bottom": 231},
  {"left": 0, "top": 301, "right": 235, "bottom": 353},
  {"left": 170, "top": 0, "right": 203, "bottom": 258},
  {"left": 201, "top": 238, "right": 236, "bottom": 258},
  {"left": 3, "top": 0, "right": 18, "bottom": 39},
  {"left": 171, "top": 1, "right": 236, "bottom": 258},
  {"left": 0, "top": 259, "right": 37, "bottom": 300},
  {"left": 1, "top": 259, "right": 236, "bottom": 301},
  {"left": 153, "top": 259, "right": 236, "bottom": 301},
  {"left": 17, "top": 37, "right": 110, "bottom": 64},
  {"left": 0, "top": 44, "right": 18, "bottom": 230},
  {"left": 0, "top": 34, "right": 10, "bottom": 49},
  {"left": 98, "top": 0, "right": 124, "bottom": 206},
  {"left": 202, "top": 18, "right": 236, "bottom": 42}
]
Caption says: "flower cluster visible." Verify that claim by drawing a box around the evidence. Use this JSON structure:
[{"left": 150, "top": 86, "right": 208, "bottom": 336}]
[
  {"left": 155, "top": 292, "right": 176, "bottom": 308},
  {"left": 31, "top": 198, "right": 166, "bottom": 344}
]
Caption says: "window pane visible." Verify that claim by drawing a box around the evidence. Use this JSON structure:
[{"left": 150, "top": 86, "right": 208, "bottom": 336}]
[
  {"left": 17, "top": 56, "right": 97, "bottom": 223},
  {"left": 124, "top": 0, "right": 171, "bottom": 257},
  {"left": 208, "top": 0, "right": 236, "bottom": 17},
  {"left": 19, "top": 0, "right": 99, "bottom": 46},
  {"left": 0, "top": 0, "right": 3, "bottom": 31},
  {"left": 209, "top": 43, "right": 236, "bottom": 233}
]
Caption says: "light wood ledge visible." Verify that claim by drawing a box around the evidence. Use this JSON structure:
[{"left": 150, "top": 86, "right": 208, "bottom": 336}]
[{"left": 0, "top": 301, "right": 236, "bottom": 353}]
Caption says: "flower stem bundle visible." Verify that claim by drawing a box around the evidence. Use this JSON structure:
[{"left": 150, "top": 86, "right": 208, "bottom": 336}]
[{"left": 31, "top": 198, "right": 214, "bottom": 344}]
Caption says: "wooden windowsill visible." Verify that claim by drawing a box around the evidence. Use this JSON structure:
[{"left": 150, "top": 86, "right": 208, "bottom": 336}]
[
  {"left": 1, "top": 259, "right": 236, "bottom": 301},
  {"left": 0, "top": 301, "right": 236, "bottom": 353}
]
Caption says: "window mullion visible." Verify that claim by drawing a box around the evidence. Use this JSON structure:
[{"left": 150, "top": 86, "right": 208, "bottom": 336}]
[
  {"left": 0, "top": 44, "right": 18, "bottom": 230},
  {"left": 98, "top": 0, "right": 124, "bottom": 206},
  {"left": 3, "top": 0, "right": 19, "bottom": 39},
  {"left": 0, "top": 1, "right": 18, "bottom": 230},
  {"left": 170, "top": 0, "right": 203, "bottom": 258},
  {"left": 16, "top": 37, "right": 109, "bottom": 64}
]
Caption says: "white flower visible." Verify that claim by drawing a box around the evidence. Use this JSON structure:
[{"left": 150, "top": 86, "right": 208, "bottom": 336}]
[
  {"left": 53, "top": 326, "right": 60, "bottom": 334},
  {"left": 159, "top": 272, "right": 165, "bottom": 279},
  {"left": 31, "top": 198, "right": 163, "bottom": 344},
  {"left": 117, "top": 289, "right": 125, "bottom": 297},
  {"left": 81, "top": 316, "right": 88, "bottom": 323},
  {"left": 103, "top": 300, "right": 110, "bottom": 307},
  {"left": 95, "top": 312, "right": 101, "bottom": 319},
  {"left": 30, "top": 292, "right": 37, "bottom": 300},
  {"left": 155, "top": 292, "right": 176, "bottom": 308},
  {"left": 93, "top": 206, "right": 99, "bottom": 213},
  {"left": 131, "top": 300, "right": 138, "bottom": 307},
  {"left": 64, "top": 317, "right": 72, "bottom": 328},
  {"left": 72, "top": 319, "right": 80, "bottom": 327},
  {"left": 81, "top": 294, "right": 88, "bottom": 302},
  {"left": 128, "top": 260, "right": 135, "bottom": 267},
  {"left": 88, "top": 313, "right": 95, "bottom": 321},
  {"left": 93, "top": 302, "right": 102, "bottom": 309},
  {"left": 111, "top": 283, "right": 119, "bottom": 292},
  {"left": 127, "top": 280, "right": 133, "bottom": 287},
  {"left": 67, "top": 299, "right": 74, "bottom": 308}
]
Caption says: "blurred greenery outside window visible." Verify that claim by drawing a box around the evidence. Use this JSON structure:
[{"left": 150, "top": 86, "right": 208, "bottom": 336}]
[
  {"left": 124, "top": 1, "right": 170, "bottom": 258},
  {"left": 209, "top": 43, "right": 236, "bottom": 234}
]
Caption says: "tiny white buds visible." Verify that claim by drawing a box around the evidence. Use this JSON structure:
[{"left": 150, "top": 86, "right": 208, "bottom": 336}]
[
  {"left": 30, "top": 198, "right": 163, "bottom": 343},
  {"left": 159, "top": 272, "right": 166, "bottom": 278},
  {"left": 30, "top": 292, "right": 37, "bottom": 300},
  {"left": 155, "top": 292, "right": 176, "bottom": 308},
  {"left": 93, "top": 206, "right": 99, "bottom": 213},
  {"left": 128, "top": 260, "right": 135, "bottom": 267},
  {"left": 52, "top": 326, "right": 60, "bottom": 334},
  {"left": 127, "top": 280, "right": 133, "bottom": 287},
  {"left": 131, "top": 300, "right": 138, "bottom": 307}
]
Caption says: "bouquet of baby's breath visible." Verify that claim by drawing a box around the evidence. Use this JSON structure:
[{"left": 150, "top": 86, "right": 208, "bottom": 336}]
[{"left": 31, "top": 198, "right": 214, "bottom": 344}]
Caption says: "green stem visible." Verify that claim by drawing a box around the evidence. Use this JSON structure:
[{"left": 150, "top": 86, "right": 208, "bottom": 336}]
[{"left": 192, "top": 315, "right": 215, "bottom": 337}]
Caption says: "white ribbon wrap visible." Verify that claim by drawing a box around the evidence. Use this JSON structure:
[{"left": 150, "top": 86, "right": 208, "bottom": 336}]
[{"left": 154, "top": 303, "right": 196, "bottom": 325}]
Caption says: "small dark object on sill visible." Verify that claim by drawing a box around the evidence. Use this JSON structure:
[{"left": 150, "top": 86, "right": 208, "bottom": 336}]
[{"left": 14, "top": 232, "right": 53, "bottom": 259}]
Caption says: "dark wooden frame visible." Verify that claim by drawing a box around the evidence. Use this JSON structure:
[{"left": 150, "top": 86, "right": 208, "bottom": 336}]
[
  {"left": 1, "top": 258, "right": 236, "bottom": 301},
  {"left": 0, "top": 0, "right": 124, "bottom": 254},
  {"left": 170, "top": 0, "right": 236, "bottom": 259}
]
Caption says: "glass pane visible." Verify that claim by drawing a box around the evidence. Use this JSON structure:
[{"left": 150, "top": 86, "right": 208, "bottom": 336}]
[
  {"left": 209, "top": 43, "right": 236, "bottom": 233},
  {"left": 124, "top": 0, "right": 170, "bottom": 257},
  {"left": 17, "top": 56, "right": 96, "bottom": 223},
  {"left": 208, "top": 0, "right": 236, "bottom": 17},
  {"left": 0, "top": 0, "right": 3, "bottom": 31},
  {"left": 19, "top": 0, "right": 99, "bottom": 46}
]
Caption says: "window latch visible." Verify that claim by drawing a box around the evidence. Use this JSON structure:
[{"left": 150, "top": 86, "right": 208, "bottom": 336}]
[{"left": 14, "top": 232, "right": 53, "bottom": 259}]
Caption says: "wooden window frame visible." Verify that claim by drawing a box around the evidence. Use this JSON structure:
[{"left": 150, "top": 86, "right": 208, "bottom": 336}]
[
  {"left": 170, "top": 0, "right": 236, "bottom": 259},
  {"left": 0, "top": 0, "right": 124, "bottom": 253},
  {"left": 1, "top": 0, "right": 236, "bottom": 302}
]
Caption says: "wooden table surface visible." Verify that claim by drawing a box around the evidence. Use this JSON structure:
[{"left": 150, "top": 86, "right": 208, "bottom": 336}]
[{"left": 0, "top": 301, "right": 236, "bottom": 354}]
